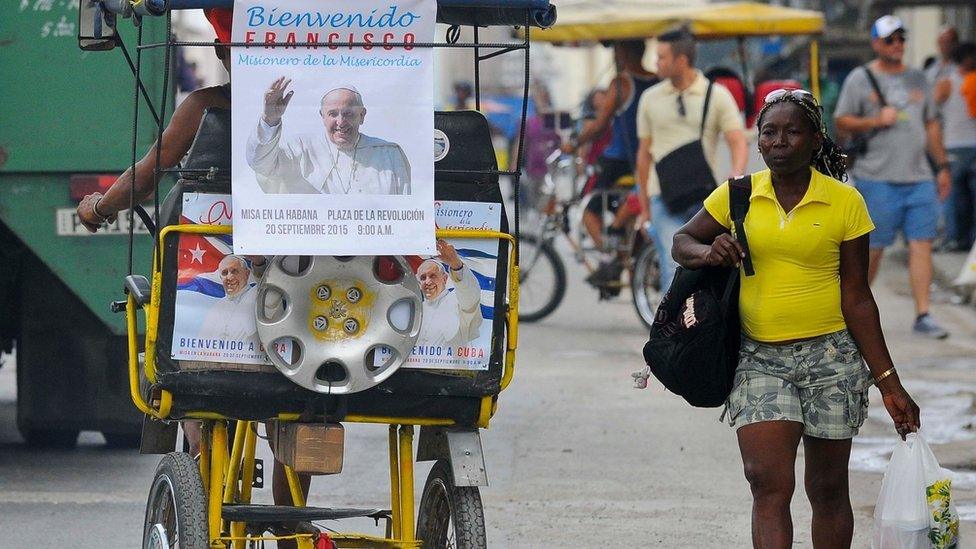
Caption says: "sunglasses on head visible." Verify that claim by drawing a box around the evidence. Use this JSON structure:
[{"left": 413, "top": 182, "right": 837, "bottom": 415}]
[
  {"left": 883, "top": 33, "right": 906, "bottom": 45},
  {"left": 763, "top": 88, "right": 819, "bottom": 107}
]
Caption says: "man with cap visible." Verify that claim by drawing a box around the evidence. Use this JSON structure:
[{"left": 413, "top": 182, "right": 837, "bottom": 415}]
[
  {"left": 834, "top": 15, "right": 953, "bottom": 339},
  {"left": 247, "top": 80, "right": 411, "bottom": 195}
]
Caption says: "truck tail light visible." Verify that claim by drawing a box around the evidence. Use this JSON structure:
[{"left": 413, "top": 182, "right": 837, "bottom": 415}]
[{"left": 69, "top": 174, "right": 118, "bottom": 202}]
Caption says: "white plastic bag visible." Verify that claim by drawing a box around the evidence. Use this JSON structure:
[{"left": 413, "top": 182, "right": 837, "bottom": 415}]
[
  {"left": 873, "top": 433, "right": 960, "bottom": 549},
  {"left": 954, "top": 241, "right": 976, "bottom": 286}
]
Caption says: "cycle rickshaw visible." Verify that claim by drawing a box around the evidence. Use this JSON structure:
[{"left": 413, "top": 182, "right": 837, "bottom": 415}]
[
  {"left": 523, "top": 1, "right": 826, "bottom": 329},
  {"left": 77, "top": 0, "right": 555, "bottom": 546}
]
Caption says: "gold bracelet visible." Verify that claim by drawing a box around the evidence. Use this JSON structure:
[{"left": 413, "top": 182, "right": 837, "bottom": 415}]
[{"left": 874, "top": 366, "right": 896, "bottom": 385}]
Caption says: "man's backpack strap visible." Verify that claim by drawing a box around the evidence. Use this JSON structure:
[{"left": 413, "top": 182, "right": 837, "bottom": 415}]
[{"left": 729, "top": 175, "right": 754, "bottom": 277}]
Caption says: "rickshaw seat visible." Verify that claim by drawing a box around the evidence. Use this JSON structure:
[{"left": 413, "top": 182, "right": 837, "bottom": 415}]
[
  {"left": 150, "top": 109, "right": 508, "bottom": 425},
  {"left": 182, "top": 107, "right": 231, "bottom": 175}
]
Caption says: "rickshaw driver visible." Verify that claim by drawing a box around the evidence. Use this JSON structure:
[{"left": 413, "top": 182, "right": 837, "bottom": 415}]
[
  {"left": 75, "top": 10, "right": 314, "bottom": 544},
  {"left": 76, "top": 9, "right": 233, "bottom": 231}
]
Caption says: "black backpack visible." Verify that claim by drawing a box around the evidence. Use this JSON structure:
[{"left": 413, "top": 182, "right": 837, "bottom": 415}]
[{"left": 641, "top": 176, "right": 753, "bottom": 407}]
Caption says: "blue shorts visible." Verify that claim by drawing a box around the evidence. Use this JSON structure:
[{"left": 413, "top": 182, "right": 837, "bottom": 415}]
[{"left": 855, "top": 179, "right": 938, "bottom": 248}]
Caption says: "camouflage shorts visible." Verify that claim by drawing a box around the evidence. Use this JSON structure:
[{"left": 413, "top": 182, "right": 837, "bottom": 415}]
[{"left": 722, "top": 329, "right": 873, "bottom": 440}]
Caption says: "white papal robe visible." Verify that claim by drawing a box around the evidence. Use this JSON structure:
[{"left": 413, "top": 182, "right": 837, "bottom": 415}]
[
  {"left": 418, "top": 265, "right": 483, "bottom": 349},
  {"left": 246, "top": 119, "right": 411, "bottom": 195}
]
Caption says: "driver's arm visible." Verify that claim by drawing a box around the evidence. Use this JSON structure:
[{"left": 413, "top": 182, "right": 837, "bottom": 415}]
[{"left": 77, "top": 89, "right": 223, "bottom": 231}]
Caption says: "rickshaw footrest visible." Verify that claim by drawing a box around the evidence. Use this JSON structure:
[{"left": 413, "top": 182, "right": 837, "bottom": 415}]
[{"left": 222, "top": 504, "right": 390, "bottom": 523}]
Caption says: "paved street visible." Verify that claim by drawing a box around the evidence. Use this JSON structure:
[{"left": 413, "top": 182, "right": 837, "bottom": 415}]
[{"left": 1, "top": 246, "right": 975, "bottom": 547}]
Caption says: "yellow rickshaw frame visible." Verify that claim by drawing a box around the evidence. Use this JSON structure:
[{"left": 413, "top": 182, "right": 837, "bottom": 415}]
[{"left": 126, "top": 224, "right": 520, "bottom": 548}]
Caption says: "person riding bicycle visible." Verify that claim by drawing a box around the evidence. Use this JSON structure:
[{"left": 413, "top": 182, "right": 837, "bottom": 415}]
[{"left": 561, "top": 40, "right": 658, "bottom": 287}]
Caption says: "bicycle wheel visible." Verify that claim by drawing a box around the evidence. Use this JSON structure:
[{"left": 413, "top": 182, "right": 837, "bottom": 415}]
[
  {"left": 143, "top": 452, "right": 208, "bottom": 549},
  {"left": 517, "top": 234, "right": 566, "bottom": 322},
  {"left": 631, "top": 240, "right": 663, "bottom": 331},
  {"left": 416, "top": 459, "right": 486, "bottom": 549}
]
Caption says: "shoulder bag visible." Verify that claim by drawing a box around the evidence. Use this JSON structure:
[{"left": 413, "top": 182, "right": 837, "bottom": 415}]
[
  {"left": 641, "top": 175, "right": 754, "bottom": 408},
  {"left": 655, "top": 80, "right": 717, "bottom": 215}
]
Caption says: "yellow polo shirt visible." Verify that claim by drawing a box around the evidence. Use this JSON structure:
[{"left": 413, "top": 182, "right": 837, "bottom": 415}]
[{"left": 703, "top": 169, "right": 875, "bottom": 342}]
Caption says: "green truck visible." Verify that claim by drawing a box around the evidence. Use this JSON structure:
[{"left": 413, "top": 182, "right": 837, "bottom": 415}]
[{"left": 0, "top": 2, "right": 169, "bottom": 447}]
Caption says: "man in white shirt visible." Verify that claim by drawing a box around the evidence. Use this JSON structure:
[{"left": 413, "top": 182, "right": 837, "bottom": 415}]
[
  {"left": 635, "top": 29, "right": 747, "bottom": 290},
  {"left": 415, "top": 240, "right": 483, "bottom": 349},
  {"left": 246, "top": 78, "right": 411, "bottom": 194}
]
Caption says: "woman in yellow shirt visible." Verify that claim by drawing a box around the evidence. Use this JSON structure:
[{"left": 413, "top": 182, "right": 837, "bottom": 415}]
[{"left": 673, "top": 89, "right": 920, "bottom": 548}]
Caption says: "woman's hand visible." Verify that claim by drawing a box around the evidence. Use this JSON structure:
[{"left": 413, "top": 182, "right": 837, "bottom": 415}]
[
  {"left": 702, "top": 233, "right": 745, "bottom": 268},
  {"left": 879, "top": 379, "right": 921, "bottom": 440}
]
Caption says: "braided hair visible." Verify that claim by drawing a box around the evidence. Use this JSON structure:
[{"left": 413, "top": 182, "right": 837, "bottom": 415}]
[{"left": 755, "top": 94, "right": 849, "bottom": 182}]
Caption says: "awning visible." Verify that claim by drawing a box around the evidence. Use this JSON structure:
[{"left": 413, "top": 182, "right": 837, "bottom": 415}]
[{"left": 532, "top": 1, "right": 824, "bottom": 42}]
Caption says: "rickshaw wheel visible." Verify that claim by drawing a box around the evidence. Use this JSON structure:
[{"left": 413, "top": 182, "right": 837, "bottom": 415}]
[
  {"left": 143, "top": 452, "right": 208, "bottom": 549},
  {"left": 516, "top": 234, "right": 566, "bottom": 322},
  {"left": 630, "top": 240, "right": 662, "bottom": 331},
  {"left": 416, "top": 459, "right": 486, "bottom": 549}
]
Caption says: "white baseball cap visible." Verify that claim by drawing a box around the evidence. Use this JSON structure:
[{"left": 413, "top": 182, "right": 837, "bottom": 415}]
[{"left": 871, "top": 15, "right": 906, "bottom": 40}]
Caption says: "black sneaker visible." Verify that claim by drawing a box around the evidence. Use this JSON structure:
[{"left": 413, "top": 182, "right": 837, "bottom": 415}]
[
  {"left": 913, "top": 314, "right": 949, "bottom": 339},
  {"left": 586, "top": 260, "right": 624, "bottom": 287}
]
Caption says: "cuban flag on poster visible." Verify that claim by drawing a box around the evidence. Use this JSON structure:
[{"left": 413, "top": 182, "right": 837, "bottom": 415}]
[
  {"left": 171, "top": 193, "right": 278, "bottom": 365},
  {"left": 376, "top": 201, "right": 502, "bottom": 371}
]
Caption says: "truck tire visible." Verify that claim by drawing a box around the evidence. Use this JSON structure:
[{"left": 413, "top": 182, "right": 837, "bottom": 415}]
[
  {"left": 416, "top": 459, "right": 486, "bottom": 548},
  {"left": 103, "top": 431, "right": 142, "bottom": 449},
  {"left": 143, "top": 452, "right": 208, "bottom": 549},
  {"left": 20, "top": 427, "right": 79, "bottom": 448}
]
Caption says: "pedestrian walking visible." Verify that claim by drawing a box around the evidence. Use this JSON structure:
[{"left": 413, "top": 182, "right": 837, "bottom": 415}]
[
  {"left": 925, "top": 26, "right": 959, "bottom": 85},
  {"left": 934, "top": 42, "right": 976, "bottom": 252},
  {"left": 672, "top": 88, "right": 921, "bottom": 549},
  {"left": 834, "top": 15, "right": 953, "bottom": 339},
  {"left": 635, "top": 29, "right": 747, "bottom": 290}
]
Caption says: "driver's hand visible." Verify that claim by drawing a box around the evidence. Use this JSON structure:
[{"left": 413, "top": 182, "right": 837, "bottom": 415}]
[
  {"left": 263, "top": 76, "right": 294, "bottom": 127},
  {"left": 77, "top": 192, "right": 116, "bottom": 233},
  {"left": 703, "top": 233, "right": 744, "bottom": 268}
]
